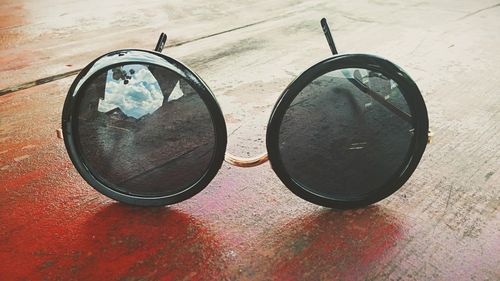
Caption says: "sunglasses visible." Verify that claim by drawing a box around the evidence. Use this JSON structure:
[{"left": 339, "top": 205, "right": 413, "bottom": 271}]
[{"left": 58, "top": 18, "right": 431, "bottom": 209}]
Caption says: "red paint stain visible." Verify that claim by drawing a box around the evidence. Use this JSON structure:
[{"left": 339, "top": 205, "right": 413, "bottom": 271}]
[
  {"left": 0, "top": 198, "right": 228, "bottom": 280},
  {"left": 222, "top": 207, "right": 402, "bottom": 280}
]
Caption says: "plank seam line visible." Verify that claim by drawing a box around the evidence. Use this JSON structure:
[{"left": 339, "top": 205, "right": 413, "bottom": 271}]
[
  {"left": 457, "top": 2, "right": 500, "bottom": 20},
  {"left": 0, "top": 12, "right": 296, "bottom": 97}
]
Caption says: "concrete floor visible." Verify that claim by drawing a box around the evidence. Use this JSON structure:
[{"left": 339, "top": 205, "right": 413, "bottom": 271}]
[{"left": 0, "top": 0, "right": 499, "bottom": 280}]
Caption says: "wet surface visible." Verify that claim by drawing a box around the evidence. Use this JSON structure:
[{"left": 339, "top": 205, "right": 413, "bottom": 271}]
[{"left": 1, "top": 0, "right": 499, "bottom": 280}]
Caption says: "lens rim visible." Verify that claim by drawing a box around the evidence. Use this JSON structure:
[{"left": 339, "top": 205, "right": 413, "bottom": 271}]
[
  {"left": 62, "top": 49, "right": 227, "bottom": 206},
  {"left": 266, "top": 53, "right": 429, "bottom": 209}
]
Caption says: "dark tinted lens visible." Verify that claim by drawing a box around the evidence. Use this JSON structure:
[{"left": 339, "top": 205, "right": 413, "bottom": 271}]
[
  {"left": 279, "top": 68, "right": 414, "bottom": 200},
  {"left": 76, "top": 63, "right": 216, "bottom": 197}
]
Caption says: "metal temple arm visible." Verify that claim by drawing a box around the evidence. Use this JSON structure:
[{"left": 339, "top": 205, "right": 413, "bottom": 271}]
[
  {"left": 321, "top": 18, "right": 432, "bottom": 143},
  {"left": 321, "top": 18, "right": 411, "bottom": 122},
  {"left": 321, "top": 18, "right": 338, "bottom": 55},
  {"left": 349, "top": 70, "right": 412, "bottom": 123},
  {"left": 154, "top": 33, "right": 167, "bottom": 53}
]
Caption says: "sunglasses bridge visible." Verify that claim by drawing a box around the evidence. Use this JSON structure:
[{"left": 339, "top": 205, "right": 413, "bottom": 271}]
[{"left": 224, "top": 152, "right": 269, "bottom": 168}]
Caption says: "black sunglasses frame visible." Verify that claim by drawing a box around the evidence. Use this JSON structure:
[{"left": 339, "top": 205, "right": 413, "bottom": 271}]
[
  {"left": 61, "top": 19, "right": 429, "bottom": 208},
  {"left": 267, "top": 54, "right": 428, "bottom": 209},
  {"left": 62, "top": 50, "right": 228, "bottom": 206}
]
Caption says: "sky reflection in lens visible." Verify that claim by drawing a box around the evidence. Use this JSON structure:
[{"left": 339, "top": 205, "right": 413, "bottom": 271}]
[
  {"left": 97, "top": 65, "right": 184, "bottom": 119},
  {"left": 77, "top": 63, "right": 216, "bottom": 197}
]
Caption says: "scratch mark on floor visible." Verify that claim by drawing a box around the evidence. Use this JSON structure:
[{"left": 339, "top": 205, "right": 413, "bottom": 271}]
[{"left": 457, "top": 3, "right": 500, "bottom": 21}]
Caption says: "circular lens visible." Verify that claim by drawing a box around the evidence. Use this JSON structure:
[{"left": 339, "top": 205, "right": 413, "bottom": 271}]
[
  {"left": 75, "top": 63, "right": 217, "bottom": 197},
  {"left": 277, "top": 67, "right": 415, "bottom": 201}
]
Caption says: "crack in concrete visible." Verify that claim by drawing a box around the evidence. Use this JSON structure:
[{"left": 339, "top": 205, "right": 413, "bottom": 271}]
[
  {"left": 457, "top": 2, "right": 500, "bottom": 21},
  {"left": 0, "top": 10, "right": 302, "bottom": 97}
]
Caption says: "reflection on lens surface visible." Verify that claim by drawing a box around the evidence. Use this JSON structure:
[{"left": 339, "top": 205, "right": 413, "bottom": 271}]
[
  {"left": 279, "top": 68, "right": 414, "bottom": 200},
  {"left": 76, "top": 63, "right": 215, "bottom": 196}
]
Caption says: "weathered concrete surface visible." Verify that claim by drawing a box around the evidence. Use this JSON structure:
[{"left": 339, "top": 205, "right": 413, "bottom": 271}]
[{"left": 0, "top": 0, "right": 499, "bottom": 280}]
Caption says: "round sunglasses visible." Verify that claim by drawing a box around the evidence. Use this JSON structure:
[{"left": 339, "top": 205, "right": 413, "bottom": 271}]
[{"left": 59, "top": 19, "right": 431, "bottom": 209}]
